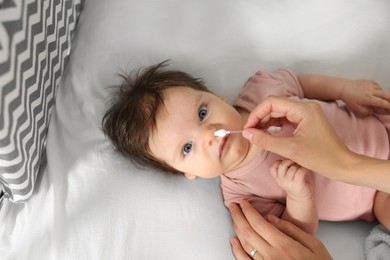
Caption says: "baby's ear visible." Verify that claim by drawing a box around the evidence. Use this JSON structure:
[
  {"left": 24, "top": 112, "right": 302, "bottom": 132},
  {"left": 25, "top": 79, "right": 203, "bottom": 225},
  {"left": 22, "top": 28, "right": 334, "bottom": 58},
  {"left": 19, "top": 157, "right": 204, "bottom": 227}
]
[{"left": 184, "top": 173, "right": 197, "bottom": 180}]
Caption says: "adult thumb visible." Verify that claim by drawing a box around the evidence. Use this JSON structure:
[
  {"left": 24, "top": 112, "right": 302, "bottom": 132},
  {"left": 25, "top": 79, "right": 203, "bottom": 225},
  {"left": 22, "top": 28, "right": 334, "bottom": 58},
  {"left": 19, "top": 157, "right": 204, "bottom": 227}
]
[{"left": 242, "top": 128, "right": 289, "bottom": 156}]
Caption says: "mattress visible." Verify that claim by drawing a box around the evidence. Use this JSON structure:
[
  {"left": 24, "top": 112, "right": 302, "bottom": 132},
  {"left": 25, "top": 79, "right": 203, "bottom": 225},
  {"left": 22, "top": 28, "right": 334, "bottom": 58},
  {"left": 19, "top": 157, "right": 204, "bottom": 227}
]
[{"left": 1, "top": 0, "right": 390, "bottom": 259}]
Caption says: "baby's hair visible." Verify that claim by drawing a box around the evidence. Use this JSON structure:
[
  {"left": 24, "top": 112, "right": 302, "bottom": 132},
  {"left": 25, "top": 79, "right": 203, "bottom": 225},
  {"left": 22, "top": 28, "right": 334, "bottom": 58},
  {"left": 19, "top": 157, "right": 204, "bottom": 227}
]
[{"left": 102, "top": 60, "right": 212, "bottom": 174}]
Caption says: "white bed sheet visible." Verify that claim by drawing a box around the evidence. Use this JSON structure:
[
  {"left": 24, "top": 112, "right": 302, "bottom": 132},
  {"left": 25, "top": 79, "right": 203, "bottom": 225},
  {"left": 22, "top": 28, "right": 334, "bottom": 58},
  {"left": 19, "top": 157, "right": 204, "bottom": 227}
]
[{"left": 1, "top": 0, "right": 390, "bottom": 259}]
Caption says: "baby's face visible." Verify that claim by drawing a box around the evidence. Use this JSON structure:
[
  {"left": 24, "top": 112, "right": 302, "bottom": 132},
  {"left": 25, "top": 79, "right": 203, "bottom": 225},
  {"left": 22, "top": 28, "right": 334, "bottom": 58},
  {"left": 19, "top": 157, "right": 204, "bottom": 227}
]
[{"left": 149, "top": 87, "right": 250, "bottom": 179}]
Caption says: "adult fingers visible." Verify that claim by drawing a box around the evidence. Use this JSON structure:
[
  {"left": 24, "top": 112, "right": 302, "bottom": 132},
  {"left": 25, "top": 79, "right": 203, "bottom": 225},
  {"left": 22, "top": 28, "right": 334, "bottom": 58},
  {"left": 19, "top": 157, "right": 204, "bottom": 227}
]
[
  {"left": 229, "top": 202, "right": 271, "bottom": 251},
  {"left": 235, "top": 201, "right": 333, "bottom": 260},
  {"left": 231, "top": 235, "right": 265, "bottom": 260},
  {"left": 242, "top": 127, "right": 296, "bottom": 159},
  {"left": 230, "top": 237, "right": 252, "bottom": 260},
  {"left": 244, "top": 96, "right": 307, "bottom": 129},
  {"left": 266, "top": 215, "right": 324, "bottom": 252},
  {"left": 237, "top": 200, "right": 294, "bottom": 247}
]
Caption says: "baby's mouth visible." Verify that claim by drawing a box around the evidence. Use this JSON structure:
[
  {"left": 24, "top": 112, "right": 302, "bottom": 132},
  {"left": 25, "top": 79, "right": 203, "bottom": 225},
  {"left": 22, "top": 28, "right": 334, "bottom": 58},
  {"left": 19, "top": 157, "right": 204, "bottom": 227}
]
[{"left": 219, "top": 135, "right": 229, "bottom": 158}]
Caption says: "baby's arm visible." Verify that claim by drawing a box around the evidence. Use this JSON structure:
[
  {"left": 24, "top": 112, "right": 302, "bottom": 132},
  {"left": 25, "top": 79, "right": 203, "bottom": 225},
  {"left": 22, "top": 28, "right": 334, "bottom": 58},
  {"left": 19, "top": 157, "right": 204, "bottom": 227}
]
[
  {"left": 270, "top": 159, "right": 318, "bottom": 235},
  {"left": 298, "top": 74, "right": 390, "bottom": 116}
]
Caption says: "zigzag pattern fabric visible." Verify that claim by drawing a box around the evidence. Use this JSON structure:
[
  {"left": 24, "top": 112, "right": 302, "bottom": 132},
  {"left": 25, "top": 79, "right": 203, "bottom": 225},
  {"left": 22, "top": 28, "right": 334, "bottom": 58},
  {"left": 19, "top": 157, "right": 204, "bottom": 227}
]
[{"left": 0, "top": 0, "right": 83, "bottom": 202}]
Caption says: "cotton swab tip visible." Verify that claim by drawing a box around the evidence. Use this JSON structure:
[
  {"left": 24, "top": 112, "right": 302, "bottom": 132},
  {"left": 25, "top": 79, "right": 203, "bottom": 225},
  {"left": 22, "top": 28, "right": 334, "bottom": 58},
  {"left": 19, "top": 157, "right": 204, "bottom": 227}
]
[
  {"left": 214, "top": 129, "right": 242, "bottom": 137},
  {"left": 214, "top": 129, "right": 228, "bottom": 137},
  {"left": 214, "top": 126, "right": 281, "bottom": 137}
]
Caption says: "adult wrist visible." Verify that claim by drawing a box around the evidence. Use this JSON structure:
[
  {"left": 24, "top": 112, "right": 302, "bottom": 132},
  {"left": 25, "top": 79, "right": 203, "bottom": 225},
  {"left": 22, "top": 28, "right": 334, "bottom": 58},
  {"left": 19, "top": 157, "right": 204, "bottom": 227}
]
[{"left": 333, "top": 150, "right": 365, "bottom": 183}]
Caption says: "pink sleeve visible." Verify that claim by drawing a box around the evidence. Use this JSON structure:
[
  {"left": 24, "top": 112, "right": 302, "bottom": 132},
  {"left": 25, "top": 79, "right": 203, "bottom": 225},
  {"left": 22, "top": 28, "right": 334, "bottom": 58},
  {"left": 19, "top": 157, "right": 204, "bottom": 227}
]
[
  {"left": 248, "top": 197, "right": 285, "bottom": 218},
  {"left": 234, "top": 69, "right": 304, "bottom": 111},
  {"left": 222, "top": 182, "right": 285, "bottom": 218}
]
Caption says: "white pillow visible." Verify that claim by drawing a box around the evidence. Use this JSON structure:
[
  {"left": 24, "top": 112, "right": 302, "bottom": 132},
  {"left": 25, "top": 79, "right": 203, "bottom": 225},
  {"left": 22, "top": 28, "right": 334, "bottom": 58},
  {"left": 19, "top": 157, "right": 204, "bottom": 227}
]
[{"left": 2, "top": 0, "right": 389, "bottom": 259}]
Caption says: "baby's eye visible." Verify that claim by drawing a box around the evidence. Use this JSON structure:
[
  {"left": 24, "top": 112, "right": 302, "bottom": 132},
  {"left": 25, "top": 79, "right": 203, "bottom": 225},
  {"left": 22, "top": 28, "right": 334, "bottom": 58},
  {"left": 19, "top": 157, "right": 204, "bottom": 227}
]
[
  {"left": 182, "top": 142, "right": 192, "bottom": 156},
  {"left": 198, "top": 105, "right": 208, "bottom": 121}
]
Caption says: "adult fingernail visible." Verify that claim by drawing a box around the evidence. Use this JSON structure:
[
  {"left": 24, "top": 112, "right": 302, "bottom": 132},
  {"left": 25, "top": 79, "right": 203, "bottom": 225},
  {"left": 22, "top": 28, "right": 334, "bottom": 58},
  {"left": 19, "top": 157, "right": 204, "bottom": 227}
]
[
  {"left": 228, "top": 203, "right": 237, "bottom": 211},
  {"left": 239, "top": 199, "right": 249, "bottom": 207},
  {"left": 266, "top": 215, "right": 281, "bottom": 225},
  {"left": 242, "top": 130, "right": 253, "bottom": 141}
]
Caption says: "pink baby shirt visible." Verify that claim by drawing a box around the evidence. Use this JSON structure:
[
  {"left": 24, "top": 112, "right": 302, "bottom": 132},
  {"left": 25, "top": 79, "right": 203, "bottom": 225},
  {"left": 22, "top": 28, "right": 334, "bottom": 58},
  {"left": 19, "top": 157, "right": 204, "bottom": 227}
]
[{"left": 221, "top": 69, "right": 390, "bottom": 221}]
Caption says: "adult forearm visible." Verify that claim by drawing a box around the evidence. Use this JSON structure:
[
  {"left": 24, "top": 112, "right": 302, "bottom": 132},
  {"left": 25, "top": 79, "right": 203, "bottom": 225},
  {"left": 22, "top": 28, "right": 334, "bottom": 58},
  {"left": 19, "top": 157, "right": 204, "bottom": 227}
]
[{"left": 334, "top": 153, "right": 390, "bottom": 193}]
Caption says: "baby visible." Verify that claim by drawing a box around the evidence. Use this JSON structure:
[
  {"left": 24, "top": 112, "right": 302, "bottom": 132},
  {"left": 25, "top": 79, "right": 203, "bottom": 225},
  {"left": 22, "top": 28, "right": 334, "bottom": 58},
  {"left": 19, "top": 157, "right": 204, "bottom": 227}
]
[{"left": 102, "top": 61, "right": 390, "bottom": 235}]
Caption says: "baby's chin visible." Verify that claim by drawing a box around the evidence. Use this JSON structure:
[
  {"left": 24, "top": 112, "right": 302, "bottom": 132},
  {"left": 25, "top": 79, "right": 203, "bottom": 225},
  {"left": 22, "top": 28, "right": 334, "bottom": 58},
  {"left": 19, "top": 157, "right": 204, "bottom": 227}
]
[{"left": 228, "top": 139, "right": 261, "bottom": 170}]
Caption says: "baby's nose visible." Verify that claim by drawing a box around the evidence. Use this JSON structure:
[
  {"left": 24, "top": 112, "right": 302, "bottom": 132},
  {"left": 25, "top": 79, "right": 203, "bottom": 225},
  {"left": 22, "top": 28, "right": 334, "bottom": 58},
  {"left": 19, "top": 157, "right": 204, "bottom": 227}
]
[{"left": 203, "top": 125, "right": 218, "bottom": 145}]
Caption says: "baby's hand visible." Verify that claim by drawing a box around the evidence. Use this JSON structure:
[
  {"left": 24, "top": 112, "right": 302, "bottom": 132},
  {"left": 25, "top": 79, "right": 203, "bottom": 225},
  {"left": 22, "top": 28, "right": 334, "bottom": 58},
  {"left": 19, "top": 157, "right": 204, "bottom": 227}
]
[
  {"left": 340, "top": 79, "right": 390, "bottom": 116},
  {"left": 270, "top": 159, "right": 313, "bottom": 200}
]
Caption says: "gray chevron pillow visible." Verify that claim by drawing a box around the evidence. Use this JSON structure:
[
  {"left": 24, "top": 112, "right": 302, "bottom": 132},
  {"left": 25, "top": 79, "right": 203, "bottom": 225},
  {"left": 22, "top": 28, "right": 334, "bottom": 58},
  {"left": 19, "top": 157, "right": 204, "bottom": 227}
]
[{"left": 0, "top": 0, "right": 83, "bottom": 202}]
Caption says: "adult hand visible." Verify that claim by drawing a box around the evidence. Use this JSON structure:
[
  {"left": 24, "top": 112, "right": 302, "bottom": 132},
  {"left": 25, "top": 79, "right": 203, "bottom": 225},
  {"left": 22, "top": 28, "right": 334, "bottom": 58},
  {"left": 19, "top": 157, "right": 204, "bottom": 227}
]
[
  {"left": 242, "top": 96, "right": 351, "bottom": 180},
  {"left": 229, "top": 200, "right": 332, "bottom": 260},
  {"left": 242, "top": 96, "right": 390, "bottom": 193}
]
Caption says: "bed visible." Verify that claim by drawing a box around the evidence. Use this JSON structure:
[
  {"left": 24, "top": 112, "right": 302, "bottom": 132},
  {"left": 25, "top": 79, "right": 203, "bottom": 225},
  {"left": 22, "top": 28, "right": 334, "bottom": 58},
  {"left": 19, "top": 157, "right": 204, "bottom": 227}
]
[{"left": 1, "top": 0, "right": 389, "bottom": 259}]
